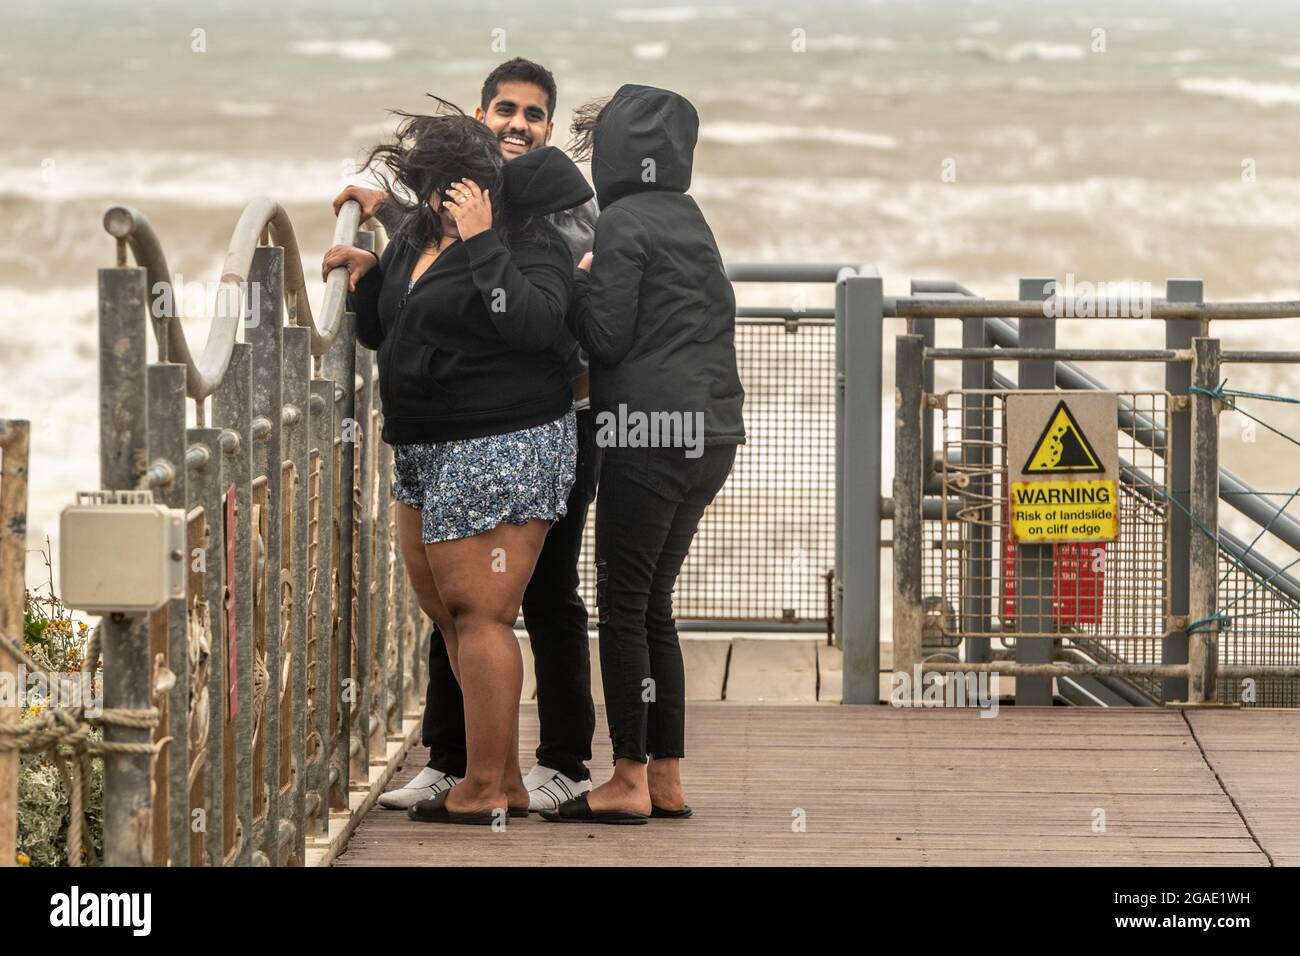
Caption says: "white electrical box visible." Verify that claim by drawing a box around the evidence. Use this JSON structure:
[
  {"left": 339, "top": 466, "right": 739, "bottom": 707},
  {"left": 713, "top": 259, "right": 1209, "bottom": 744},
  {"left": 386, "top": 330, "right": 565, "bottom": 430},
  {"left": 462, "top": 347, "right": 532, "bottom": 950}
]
[{"left": 60, "top": 490, "right": 188, "bottom": 613}]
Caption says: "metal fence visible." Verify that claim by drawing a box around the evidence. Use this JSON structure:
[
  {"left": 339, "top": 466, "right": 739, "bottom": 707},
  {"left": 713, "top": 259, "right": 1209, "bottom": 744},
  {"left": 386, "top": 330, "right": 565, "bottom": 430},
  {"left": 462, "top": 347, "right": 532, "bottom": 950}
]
[
  {"left": 881, "top": 277, "right": 1300, "bottom": 707},
  {"left": 576, "top": 314, "right": 839, "bottom": 628},
  {"left": 0, "top": 200, "right": 427, "bottom": 866},
  {"left": 933, "top": 389, "right": 1171, "bottom": 643}
]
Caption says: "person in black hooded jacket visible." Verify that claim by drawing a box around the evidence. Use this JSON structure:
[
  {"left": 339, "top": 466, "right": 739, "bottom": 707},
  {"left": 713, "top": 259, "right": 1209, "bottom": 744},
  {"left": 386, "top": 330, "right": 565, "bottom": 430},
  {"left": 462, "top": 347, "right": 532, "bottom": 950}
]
[
  {"left": 542, "top": 85, "right": 746, "bottom": 824},
  {"left": 322, "top": 106, "right": 594, "bottom": 826}
]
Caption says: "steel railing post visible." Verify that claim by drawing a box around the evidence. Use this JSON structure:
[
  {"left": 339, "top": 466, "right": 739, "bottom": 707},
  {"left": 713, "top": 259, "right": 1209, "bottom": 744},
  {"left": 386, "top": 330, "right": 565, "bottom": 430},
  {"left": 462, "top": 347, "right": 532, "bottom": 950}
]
[
  {"left": 0, "top": 420, "right": 30, "bottom": 868},
  {"left": 834, "top": 280, "right": 846, "bottom": 648},
  {"left": 212, "top": 343, "right": 255, "bottom": 864},
  {"left": 840, "top": 275, "right": 883, "bottom": 703},
  {"left": 323, "top": 315, "right": 357, "bottom": 808},
  {"left": 1189, "top": 337, "right": 1221, "bottom": 704},
  {"left": 282, "top": 323, "right": 311, "bottom": 863},
  {"left": 306, "top": 378, "right": 335, "bottom": 832},
  {"left": 1163, "top": 279, "right": 1202, "bottom": 702},
  {"left": 892, "top": 334, "right": 926, "bottom": 695},
  {"left": 961, "top": 312, "right": 993, "bottom": 663},
  {"left": 1015, "top": 277, "right": 1057, "bottom": 705},
  {"left": 97, "top": 265, "right": 155, "bottom": 866},
  {"left": 247, "top": 247, "right": 285, "bottom": 863},
  {"left": 185, "top": 425, "right": 225, "bottom": 865},
  {"left": 146, "top": 361, "right": 189, "bottom": 865}
]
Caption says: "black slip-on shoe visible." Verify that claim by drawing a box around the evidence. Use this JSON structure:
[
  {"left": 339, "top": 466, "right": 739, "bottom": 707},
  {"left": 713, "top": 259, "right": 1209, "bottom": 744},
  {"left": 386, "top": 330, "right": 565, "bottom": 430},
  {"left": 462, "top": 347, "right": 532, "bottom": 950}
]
[
  {"left": 539, "top": 792, "right": 649, "bottom": 825},
  {"left": 650, "top": 804, "right": 693, "bottom": 819},
  {"left": 406, "top": 789, "right": 503, "bottom": 826},
  {"left": 509, "top": 806, "right": 528, "bottom": 818}
]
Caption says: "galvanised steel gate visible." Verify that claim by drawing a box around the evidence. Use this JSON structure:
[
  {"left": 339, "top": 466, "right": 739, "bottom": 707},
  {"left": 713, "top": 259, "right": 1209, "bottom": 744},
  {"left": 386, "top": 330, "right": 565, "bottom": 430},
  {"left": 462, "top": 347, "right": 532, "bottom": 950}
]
[
  {"left": 577, "top": 264, "right": 874, "bottom": 631},
  {"left": 883, "top": 278, "right": 1300, "bottom": 707}
]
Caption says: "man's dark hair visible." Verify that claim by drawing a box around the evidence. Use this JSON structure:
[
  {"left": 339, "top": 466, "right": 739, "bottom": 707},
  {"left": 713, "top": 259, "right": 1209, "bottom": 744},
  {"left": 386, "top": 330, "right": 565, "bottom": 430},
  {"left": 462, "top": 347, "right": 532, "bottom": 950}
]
[{"left": 480, "top": 57, "right": 557, "bottom": 120}]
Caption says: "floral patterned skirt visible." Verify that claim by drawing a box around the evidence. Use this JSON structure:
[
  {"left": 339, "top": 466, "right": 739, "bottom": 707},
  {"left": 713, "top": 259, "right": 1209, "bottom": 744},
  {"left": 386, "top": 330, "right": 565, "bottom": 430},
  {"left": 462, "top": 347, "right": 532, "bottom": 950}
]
[{"left": 391, "top": 406, "right": 577, "bottom": 544}]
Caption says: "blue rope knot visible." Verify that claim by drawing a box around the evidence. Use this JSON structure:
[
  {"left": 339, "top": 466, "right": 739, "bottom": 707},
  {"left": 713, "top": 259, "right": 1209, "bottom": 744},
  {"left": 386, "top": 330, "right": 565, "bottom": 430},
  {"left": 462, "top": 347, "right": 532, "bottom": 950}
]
[
  {"left": 1188, "top": 380, "right": 1231, "bottom": 408},
  {"left": 1186, "top": 610, "right": 1231, "bottom": 634}
]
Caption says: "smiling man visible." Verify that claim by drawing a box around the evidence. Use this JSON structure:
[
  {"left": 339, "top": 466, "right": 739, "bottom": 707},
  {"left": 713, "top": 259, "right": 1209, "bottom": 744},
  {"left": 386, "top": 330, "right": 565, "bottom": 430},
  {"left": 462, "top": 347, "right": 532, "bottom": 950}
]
[{"left": 333, "top": 57, "right": 601, "bottom": 813}]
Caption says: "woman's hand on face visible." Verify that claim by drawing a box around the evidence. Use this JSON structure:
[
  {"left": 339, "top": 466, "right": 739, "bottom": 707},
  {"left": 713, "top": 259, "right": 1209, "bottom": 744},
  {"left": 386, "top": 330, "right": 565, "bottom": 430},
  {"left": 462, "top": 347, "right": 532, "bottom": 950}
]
[
  {"left": 321, "top": 245, "right": 379, "bottom": 291},
  {"left": 443, "top": 179, "right": 492, "bottom": 240}
]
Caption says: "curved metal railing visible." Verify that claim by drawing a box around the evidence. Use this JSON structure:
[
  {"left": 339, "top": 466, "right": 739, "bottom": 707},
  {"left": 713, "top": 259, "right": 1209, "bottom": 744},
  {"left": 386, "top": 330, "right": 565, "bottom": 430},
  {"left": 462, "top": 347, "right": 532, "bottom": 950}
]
[
  {"left": 28, "top": 198, "right": 427, "bottom": 867},
  {"left": 101, "top": 198, "right": 374, "bottom": 408}
]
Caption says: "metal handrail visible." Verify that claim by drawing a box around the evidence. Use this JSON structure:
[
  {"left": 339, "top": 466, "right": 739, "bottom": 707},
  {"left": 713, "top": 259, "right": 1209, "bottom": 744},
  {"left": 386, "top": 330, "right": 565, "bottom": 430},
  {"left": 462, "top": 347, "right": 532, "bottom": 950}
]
[
  {"left": 102, "top": 199, "right": 365, "bottom": 404},
  {"left": 888, "top": 296, "right": 1300, "bottom": 321}
]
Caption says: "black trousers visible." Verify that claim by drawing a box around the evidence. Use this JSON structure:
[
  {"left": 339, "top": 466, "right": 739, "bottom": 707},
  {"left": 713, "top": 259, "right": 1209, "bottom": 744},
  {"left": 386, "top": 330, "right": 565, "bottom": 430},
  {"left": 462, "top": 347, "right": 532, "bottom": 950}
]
[
  {"left": 595, "top": 443, "right": 737, "bottom": 764},
  {"left": 422, "top": 408, "right": 601, "bottom": 782}
]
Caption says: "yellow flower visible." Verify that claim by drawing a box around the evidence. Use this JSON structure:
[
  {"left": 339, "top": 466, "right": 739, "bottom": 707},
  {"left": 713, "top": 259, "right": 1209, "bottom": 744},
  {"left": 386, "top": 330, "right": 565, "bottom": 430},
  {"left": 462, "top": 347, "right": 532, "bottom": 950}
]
[{"left": 16, "top": 853, "right": 30, "bottom": 866}]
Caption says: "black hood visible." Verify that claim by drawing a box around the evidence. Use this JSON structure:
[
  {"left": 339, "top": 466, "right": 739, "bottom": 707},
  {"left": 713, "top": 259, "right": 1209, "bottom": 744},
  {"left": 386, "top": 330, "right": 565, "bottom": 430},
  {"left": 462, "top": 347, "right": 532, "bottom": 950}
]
[
  {"left": 501, "top": 145, "right": 594, "bottom": 218},
  {"left": 592, "top": 85, "right": 698, "bottom": 207}
]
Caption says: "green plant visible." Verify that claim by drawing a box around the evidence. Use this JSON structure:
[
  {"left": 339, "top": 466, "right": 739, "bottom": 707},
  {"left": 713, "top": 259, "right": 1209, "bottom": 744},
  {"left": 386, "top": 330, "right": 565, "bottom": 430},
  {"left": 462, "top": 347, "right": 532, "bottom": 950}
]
[{"left": 14, "top": 542, "right": 103, "bottom": 866}]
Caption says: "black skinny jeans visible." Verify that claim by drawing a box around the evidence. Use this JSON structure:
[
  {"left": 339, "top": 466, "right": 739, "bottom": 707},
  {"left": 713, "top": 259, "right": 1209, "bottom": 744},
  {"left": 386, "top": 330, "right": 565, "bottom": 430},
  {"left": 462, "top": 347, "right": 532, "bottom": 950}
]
[
  {"left": 422, "top": 407, "right": 602, "bottom": 781},
  {"left": 596, "top": 442, "right": 737, "bottom": 764}
]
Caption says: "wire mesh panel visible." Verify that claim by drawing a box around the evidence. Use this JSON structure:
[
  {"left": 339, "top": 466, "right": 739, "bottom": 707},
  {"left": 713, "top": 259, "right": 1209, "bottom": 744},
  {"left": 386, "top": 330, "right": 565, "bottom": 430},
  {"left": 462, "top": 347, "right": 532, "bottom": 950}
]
[
  {"left": 1218, "top": 554, "right": 1300, "bottom": 707},
  {"left": 936, "top": 390, "right": 1170, "bottom": 644},
  {"left": 578, "top": 318, "right": 837, "bottom": 624}
]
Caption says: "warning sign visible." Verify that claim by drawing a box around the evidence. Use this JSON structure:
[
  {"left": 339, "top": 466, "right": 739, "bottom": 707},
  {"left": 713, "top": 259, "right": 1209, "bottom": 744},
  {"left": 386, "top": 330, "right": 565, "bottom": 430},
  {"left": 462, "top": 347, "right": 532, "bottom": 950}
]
[
  {"left": 1006, "top": 393, "right": 1119, "bottom": 544},
  {"left": 1023, "top": 401, "right": 1105, "bottom": 474}
]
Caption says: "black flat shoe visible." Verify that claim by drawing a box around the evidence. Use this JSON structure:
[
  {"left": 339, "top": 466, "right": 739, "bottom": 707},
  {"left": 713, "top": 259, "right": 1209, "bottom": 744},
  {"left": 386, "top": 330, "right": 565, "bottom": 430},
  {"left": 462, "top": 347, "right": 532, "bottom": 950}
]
[
  {"left": 509, "top": 806, "right": 528, "bottom": 818},
  {"left": 651, "top": 804, "right": 693, "bottom": 819},
  {"left": 539, "top": 792, "right": 649, "bottom": 825},
  {"left": 406, "top": 789, "right": 503, "bottom": 826}
]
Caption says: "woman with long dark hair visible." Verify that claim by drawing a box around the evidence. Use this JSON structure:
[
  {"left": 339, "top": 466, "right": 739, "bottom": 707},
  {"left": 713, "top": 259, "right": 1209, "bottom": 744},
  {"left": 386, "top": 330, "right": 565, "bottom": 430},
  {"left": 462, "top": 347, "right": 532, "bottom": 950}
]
[{"left": 322, "top": 100, "right": 594, "bottom": 825}]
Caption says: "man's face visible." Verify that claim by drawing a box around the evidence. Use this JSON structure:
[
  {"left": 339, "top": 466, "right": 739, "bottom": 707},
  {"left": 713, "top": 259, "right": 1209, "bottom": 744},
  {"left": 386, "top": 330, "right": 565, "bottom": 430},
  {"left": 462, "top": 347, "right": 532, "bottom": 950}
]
[{"left": 475, "top": 79, "right": 554, "bottom": 161}]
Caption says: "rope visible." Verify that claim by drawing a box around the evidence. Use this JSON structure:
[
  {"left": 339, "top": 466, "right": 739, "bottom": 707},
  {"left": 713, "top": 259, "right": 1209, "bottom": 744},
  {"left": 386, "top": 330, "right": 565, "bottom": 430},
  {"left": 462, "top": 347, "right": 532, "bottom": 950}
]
[
  {"left": 0, "top": 624, "right": 167, "bottom": 866},
  {"left": 1167, "top": 383, "right": 1300, "bottom": 640}
]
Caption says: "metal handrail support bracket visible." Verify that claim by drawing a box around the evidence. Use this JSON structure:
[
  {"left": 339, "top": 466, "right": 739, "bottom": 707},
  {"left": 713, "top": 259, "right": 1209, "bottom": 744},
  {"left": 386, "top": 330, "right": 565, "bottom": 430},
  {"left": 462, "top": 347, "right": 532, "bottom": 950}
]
[{"left": 840, "top": 274, "right": 884, "bottom": 703}]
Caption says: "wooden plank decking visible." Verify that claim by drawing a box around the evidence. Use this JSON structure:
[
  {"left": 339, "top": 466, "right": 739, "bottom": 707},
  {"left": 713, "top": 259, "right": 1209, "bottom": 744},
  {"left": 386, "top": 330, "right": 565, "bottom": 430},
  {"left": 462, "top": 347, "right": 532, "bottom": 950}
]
[{"left": 335, "top": 704, "right": 1297, "bottom": 867}]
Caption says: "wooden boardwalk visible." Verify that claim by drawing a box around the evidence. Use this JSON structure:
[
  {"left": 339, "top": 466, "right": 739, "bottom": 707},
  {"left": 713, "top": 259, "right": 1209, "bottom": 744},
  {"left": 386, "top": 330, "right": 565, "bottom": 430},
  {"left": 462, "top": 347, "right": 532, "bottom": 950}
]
[{"left": 336, "top": 704, "right": 1298, "bottom": 867}]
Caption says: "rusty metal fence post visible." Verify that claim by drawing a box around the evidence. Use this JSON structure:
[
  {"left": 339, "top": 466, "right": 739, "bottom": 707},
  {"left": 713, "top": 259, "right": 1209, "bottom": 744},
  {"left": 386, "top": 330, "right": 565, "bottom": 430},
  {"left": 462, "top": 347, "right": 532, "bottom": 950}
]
[
  {"left": 1188, "top": 337, "right": 1221, "bottom": 704},
  {"left": 97, "top": 264, "right": 156, "bottom": 867},
  {"left": 892, "top": 334, "right": 926, "bottom": 695},
  {"left": 0, "top": 420, "right": 30, "bottom": 867}
]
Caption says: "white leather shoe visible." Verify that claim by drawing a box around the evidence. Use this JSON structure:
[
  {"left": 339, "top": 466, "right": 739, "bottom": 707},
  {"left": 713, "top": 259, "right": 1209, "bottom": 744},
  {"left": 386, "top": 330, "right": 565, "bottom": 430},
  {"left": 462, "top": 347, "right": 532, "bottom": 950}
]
[
  {"left": 377, "top": 766, "right": 462, "bottom": 810},
  {"left": 524, "top": 764, "right": 592, "bottom": 812}
]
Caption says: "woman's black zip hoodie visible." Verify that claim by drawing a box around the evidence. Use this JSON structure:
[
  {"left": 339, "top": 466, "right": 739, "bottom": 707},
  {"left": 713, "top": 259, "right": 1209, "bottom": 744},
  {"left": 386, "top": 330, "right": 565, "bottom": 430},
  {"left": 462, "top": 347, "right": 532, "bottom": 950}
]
[
  {"left": 349, "top": 146, "right": 594, "bottom": 444},
  {"left": 567, "top": 85, "right": 746, "bottom": 446}
]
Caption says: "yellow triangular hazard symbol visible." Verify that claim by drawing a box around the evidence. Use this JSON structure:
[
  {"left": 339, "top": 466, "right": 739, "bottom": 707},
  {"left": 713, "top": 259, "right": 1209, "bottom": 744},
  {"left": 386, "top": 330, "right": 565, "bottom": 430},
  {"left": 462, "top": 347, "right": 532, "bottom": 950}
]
[{"left": 1023, "top": 400, "right": 1105, "bottom": 474}]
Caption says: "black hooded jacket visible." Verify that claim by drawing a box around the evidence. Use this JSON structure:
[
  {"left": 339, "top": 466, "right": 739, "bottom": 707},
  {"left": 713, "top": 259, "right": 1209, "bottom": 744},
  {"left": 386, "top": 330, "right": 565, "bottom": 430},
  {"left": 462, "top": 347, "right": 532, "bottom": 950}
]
[
  {"left": 568, "top": 85, "right": 745, "bottom": 446},
  {"left": 351, "top": 146, "right": 594, "bottom": 443}
]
